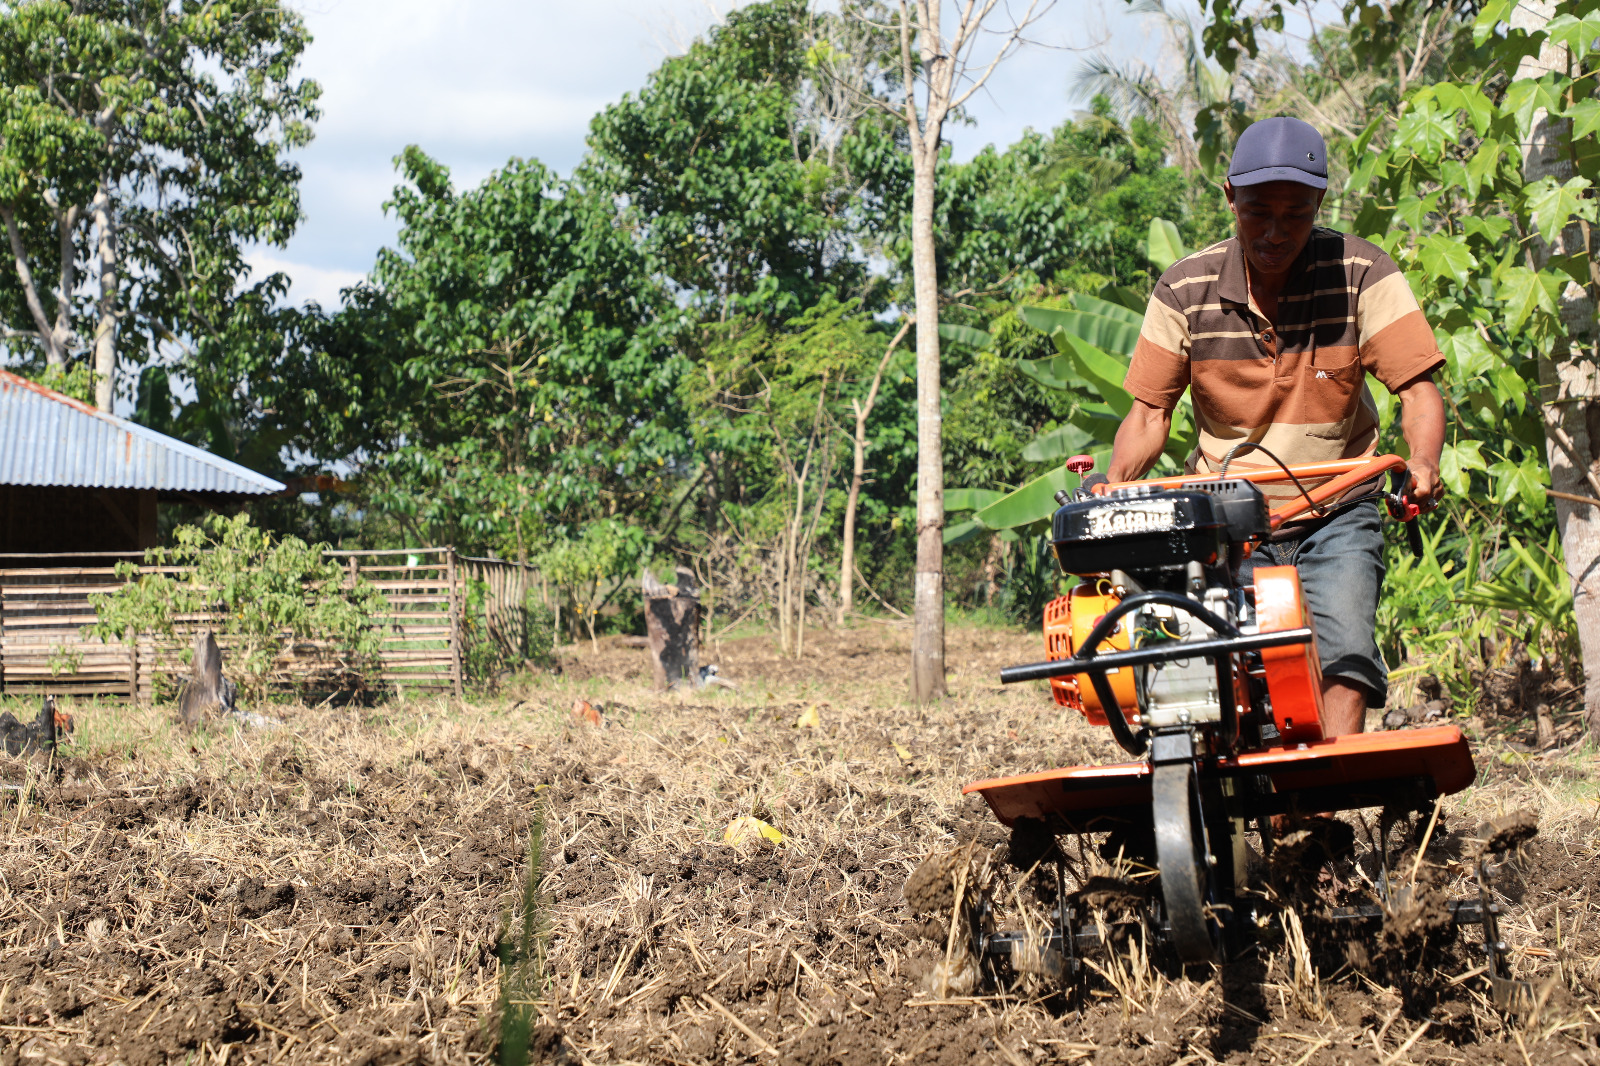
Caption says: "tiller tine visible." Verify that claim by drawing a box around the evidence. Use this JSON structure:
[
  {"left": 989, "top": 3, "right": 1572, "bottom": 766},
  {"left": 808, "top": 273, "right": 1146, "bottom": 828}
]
[{"left": 1318, "top": 851, "right": 1532, "bottom": 1010}]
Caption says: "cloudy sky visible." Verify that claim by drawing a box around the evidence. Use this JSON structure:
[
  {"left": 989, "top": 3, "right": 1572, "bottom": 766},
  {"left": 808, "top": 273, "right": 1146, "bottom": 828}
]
[{"left": 250, "top": 0, "right": 1220, "bottom": 307}]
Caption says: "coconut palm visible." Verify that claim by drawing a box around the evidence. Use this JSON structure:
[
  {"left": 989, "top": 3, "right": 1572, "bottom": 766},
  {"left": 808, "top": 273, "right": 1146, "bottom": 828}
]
[{"left": 1073, "top": 0, "right": 1236, "bottom": 174}]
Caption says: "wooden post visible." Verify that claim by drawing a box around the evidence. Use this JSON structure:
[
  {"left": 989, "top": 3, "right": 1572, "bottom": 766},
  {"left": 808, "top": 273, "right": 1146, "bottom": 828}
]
[
  {"left": 126, "top": 559, "right": 139, "bottom": 700},
  {"left": 447, "top": 548, "right": 464, "bottom": 700}
]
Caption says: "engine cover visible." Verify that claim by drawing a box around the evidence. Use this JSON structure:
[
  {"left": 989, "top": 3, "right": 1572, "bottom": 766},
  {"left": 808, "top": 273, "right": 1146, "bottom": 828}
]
[{"left": 1050, "top": 481, "right": 1268, "bottom": 577}]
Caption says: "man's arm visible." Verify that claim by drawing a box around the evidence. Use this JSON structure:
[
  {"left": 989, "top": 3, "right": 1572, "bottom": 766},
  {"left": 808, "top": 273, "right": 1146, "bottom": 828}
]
[
  {"left": 1395, "top": 372, "right": 1446, "bottom": 507},
  {"left": 1106, "top": 399, "right": 1173, "bottom": 483}
]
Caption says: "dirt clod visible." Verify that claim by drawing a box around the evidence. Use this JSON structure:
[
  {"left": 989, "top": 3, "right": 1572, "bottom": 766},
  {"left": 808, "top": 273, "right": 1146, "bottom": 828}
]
[{"left": 1478, "top": 810, "right": 1539, "bottom": 856}]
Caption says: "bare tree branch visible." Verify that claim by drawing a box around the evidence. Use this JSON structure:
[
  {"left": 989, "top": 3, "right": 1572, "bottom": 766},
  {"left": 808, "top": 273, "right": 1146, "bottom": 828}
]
[
  {"left": 1, "top": 205, "right": 58, "bottom": 359},
  {"left": 949, "top": 2, "right": 1047, "bottom": 113}
]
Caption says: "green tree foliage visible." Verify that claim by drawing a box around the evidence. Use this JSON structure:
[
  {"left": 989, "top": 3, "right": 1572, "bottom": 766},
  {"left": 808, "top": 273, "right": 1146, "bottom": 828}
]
[
  {"left": 84, "top": 514, "right": 384, "bottom": 701},
  {"left": 581, "top": 0, "right": 866, "bottom": 321},
  {"left": 348, "top": 149, "right": 684, "bottom": 558},
  {"left": 1185, "top": 0, "right": 1595, "bottom": 724},
  {"left": 0, "top": 0, "right": 319, "bottom": 410},
  {"left": 682, "top": 296, "right": 913, "bottom": 630},
  {"left": 851, "top": 100, "right": 1227, "bottom": 301}
]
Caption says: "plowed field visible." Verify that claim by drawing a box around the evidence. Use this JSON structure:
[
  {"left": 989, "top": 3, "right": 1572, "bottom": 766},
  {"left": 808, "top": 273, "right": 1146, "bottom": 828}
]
[{"left": 0, "top": 622, "right": 1595, "bottom": 1065}]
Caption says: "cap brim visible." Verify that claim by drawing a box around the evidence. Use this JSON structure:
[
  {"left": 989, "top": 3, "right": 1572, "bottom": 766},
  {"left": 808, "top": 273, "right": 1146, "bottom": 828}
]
[{"left": 1228, "top": 165, "right": 1328, "bottom": 190}]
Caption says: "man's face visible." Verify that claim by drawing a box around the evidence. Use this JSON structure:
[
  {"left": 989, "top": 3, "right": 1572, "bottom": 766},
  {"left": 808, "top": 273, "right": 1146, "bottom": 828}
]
[{"left": 1225, "top": 180, "right": 1324, "bottom": 277}]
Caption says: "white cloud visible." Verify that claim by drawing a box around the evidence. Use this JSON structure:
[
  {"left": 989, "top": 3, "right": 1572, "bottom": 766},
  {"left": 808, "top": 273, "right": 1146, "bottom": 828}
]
[
  {"left": 266, "top": 0, "right": 1172, "bottom": 302},
  {"left": 244, "top": 250, "right": 366, "bottom": 308}
]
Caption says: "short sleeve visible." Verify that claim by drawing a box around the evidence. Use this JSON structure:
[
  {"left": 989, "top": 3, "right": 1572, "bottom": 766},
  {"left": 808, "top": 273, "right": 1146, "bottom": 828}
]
[
  {"left": 1355, "top": 251, "right": 1445, "bottom": 392},
  {"left": 1123, "top": 283, "right": 1191, "bottom": 411}
]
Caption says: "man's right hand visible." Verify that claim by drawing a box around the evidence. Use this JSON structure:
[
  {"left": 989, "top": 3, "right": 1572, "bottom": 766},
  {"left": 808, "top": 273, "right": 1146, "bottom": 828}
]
[{"left": 1106, "top": 398, "right": 1175, "bottom": 483}]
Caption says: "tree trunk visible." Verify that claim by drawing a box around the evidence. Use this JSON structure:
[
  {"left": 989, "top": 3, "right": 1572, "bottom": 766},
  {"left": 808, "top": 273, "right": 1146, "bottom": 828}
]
[
  {"left": 1514, "top": 0, "right": 1600, "bottom": 736},
  {"left": 1, "top": 205, "right": 68, "bottom": 367},
  {"left": 92, "top": 181, "right": 119, "bottom": 411},
  {"left": 910, "top": 140, "right": 945, "bottom": 703},
  {"left": 840, "top": 413, "right": 866, "bottom": 626},
  {"left": 1539, "top": 354, "right": 1600, "bottom": 733},
  {"left": 884, "top": 0, "right": 1041, "bottom": 699},
  {"left": 643, "top": 570, "right": 700, "bottom": 690},
  {"left": 839, "top": 319, "right": 909, "bottom": 625}
]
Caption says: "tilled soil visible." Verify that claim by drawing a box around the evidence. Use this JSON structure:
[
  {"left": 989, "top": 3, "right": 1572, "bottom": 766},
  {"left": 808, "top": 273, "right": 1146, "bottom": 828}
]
[
  {"left": 1, "top": 622, "right": 1597, "bottom": 1065},
  {"left": 0, "top": 710, "right": 535, "bottom": 1065}
]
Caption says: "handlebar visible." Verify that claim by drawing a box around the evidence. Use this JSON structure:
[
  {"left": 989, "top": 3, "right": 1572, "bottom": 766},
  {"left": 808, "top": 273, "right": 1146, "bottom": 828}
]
[{"left": 1093, "top": 454, "right": 1427, "bottom": 556}]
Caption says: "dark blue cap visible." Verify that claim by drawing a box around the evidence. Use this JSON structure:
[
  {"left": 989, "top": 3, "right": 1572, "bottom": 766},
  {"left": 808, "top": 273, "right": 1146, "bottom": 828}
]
[{"left": 1228, "top": 117, "right": 1328, "bottom": 190}]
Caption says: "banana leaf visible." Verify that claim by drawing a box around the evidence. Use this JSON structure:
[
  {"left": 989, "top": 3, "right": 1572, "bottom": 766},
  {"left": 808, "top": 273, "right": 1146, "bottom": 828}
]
[
  {"left": 1147, "top": 217, "right": 1189, "bottom": 273},
  {"left": 943, "top": 517, "right": 987, "bottom": 546},
  {"left": 1069, "top": 291, "right": 1145, "bottom": 326},
  {"left": 1053, "top": 332, "right": 1133, "bottom": 418},
  {"left": 938, "top": 323, "right": 993, "bottom": 350},
  {"left": 1017, "top": 305, "right": 1141, "bottom": 357},
  {"left": 1021, "top": 422, "right": 1095, "bottom": 463},
  {"left": 1017, "top": 353, "right": 1077, "bottom": 391},
  {"left": 1094, "top": 284, "right": 1150, "bottom": 316},
  {"left": 974, "top": 446, "right": 1113, "bottom": 530},
  {"left": 946, "top": 487, "right": 1006, "bottom": 513}
]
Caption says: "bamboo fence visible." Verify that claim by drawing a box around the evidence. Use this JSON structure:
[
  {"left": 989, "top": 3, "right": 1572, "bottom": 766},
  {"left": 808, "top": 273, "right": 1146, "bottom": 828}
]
[{"left": 0, "top": 548, "right": 543, "bottom": 702}]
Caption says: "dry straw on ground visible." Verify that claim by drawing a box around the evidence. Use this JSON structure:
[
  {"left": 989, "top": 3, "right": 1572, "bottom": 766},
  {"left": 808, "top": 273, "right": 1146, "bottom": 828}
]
[{"left": 0, "top": 622, "right": 1596, "bottom": 1065}]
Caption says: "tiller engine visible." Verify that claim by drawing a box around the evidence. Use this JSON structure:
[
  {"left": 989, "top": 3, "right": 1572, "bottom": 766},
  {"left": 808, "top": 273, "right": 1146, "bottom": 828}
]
[{"left": 966, "top": 454, "right": 1529, "bottom": 1007}]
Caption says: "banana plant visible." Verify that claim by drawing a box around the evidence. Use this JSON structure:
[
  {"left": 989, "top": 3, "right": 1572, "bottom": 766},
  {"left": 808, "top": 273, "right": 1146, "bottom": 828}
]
[
  {"left": 944, "top": 487, "right": 1005, "bottom": 546},
  {"left": 972, "top": 293, "right": 1197, "bottom": 532},
  {"left": 953, "top": 220, "right": 1197, "bottom": 536}
]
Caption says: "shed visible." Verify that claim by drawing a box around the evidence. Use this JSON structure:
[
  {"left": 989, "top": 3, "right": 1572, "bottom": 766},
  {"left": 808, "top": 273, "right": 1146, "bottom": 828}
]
[{"left": 0, "top": 369, "right": 286, "bottom": 562}]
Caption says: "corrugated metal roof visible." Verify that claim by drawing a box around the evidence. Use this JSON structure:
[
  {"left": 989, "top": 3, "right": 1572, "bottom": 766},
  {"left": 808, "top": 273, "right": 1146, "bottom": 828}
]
[{"left": 0, "top": 370, "right": 286, "bottom": 495}]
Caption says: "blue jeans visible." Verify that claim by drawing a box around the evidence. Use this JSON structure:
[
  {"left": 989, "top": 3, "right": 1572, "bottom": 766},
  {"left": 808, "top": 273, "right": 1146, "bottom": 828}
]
[{"left": 1238, "top": 500, "right": 1387, "bottom": 709}]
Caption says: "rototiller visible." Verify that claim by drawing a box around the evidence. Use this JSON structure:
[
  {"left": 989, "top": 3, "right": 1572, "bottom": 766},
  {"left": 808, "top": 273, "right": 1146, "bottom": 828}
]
[{"left": 965, "top": 452, "right": 1530, "bottom": 1006}]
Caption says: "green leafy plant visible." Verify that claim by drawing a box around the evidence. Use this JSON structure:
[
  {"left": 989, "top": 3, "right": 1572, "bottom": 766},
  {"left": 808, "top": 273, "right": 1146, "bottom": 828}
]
[
  {"left": 460, "top": 582, "right": 559, "bottom": 685},
  {"left": 963, "top": 288, "right": 1199, "bottom": 533},
  {"left": 994, "top": 534, "right": 1073, "bottom": 626},
  {"left": 1461, "top": 530, "right": 1578, "bottom": 659},
  {"left": 534, "top": 519, "right": 652, "bottom": 649},
  {"left": 496, "top": 813, "right": 550, "bottom": 1066},
  {"left": 83, "top": 514, "right": 385, "bottom": 702}
]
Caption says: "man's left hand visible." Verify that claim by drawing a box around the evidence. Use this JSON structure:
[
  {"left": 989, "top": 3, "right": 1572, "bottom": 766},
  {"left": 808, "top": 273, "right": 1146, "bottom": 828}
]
[
  {"left": 1395, "top": 374, "right": 1448, "bottom": 513},
  {"left": 1408, "top": 459, "right": 1444, "bottom": 511}
]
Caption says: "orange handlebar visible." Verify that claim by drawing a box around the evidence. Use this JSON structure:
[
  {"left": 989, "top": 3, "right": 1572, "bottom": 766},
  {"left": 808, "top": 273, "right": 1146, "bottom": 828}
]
[{"left": 1099, "top": 454, "right": 1409, "bottom": 529}]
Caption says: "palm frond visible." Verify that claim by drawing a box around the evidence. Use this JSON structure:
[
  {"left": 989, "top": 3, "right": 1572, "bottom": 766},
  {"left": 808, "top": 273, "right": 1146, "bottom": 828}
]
[{"left": 1073, "top": 54, "right": 1168, "bottom": 126}]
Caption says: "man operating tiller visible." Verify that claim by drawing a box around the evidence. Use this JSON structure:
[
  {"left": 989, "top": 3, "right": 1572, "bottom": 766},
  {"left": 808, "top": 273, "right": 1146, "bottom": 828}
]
[{"left": 1100, "top": 117, "right": 1447, "bottom": 737}]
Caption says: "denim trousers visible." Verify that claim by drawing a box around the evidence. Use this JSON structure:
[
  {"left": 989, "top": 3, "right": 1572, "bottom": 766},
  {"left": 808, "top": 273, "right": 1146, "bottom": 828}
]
[{"left": 1237, "top": 499, "right": 1387, "bottom": 708}]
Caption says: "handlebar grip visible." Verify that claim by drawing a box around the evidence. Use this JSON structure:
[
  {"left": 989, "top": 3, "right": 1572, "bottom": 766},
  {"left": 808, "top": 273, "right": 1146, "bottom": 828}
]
[{"left": 1407, "top": 515, "right": 1424, "bottom": 558}]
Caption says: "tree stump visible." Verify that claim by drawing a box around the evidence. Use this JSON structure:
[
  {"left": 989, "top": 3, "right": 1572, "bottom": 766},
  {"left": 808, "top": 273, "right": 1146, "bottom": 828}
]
[
  {"left": 642, "top": 569, "right": 700, "bottom": 690},
  {"left": 0, "top": 695, "right": 72, "bottom": 756},
  {"left": 177, "top": 630, "right": 238, "bottom": 730}
]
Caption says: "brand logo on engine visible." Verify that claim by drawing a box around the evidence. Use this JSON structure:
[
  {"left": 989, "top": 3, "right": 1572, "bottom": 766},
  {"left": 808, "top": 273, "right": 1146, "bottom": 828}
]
[{"left": 1087, "top": 500, "right": 1178, "bottom": 537}]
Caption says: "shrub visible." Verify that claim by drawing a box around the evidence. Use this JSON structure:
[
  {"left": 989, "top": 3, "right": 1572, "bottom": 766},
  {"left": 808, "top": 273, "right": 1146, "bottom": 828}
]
[{"left": 83, "top": 513, "right": 386, "bottom": 701}]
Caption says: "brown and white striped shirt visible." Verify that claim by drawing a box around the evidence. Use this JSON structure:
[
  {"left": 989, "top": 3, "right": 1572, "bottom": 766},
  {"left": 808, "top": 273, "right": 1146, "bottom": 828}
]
[{"left": 1124, "top": 227, "right": 1444, "bottom": 506}]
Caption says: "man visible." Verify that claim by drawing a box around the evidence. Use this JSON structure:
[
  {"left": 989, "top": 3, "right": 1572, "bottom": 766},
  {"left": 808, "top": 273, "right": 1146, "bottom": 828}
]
[{"left": 1105, "top": 116, "right": 1446, "bottom": 737}]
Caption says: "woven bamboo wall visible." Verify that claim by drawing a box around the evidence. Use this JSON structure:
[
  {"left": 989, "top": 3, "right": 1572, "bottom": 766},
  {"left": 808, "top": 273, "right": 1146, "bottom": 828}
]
[
  {"left": 460, "top": 555, "right": 546, "bottom": 663},
  {"left": 0, "top": 547, "right": 468, "bottom": 701}
]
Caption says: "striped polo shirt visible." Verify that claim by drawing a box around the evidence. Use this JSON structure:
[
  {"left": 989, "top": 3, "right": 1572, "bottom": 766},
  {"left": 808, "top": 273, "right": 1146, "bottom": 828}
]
[{"left": 1124, "top": 226, "right": 1444, "bottom": 507}]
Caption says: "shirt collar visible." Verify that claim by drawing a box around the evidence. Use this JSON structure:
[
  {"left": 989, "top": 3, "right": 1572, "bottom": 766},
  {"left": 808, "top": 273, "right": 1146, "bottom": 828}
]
[{"left": 1218, "top": 237, "right": 1249, "bottom": 306}]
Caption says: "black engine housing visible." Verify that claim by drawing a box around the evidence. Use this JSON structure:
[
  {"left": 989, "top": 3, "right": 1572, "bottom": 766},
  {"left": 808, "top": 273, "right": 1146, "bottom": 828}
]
[{"left": 1050, "top": 479, "right": 1269, "bottom": 578}]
